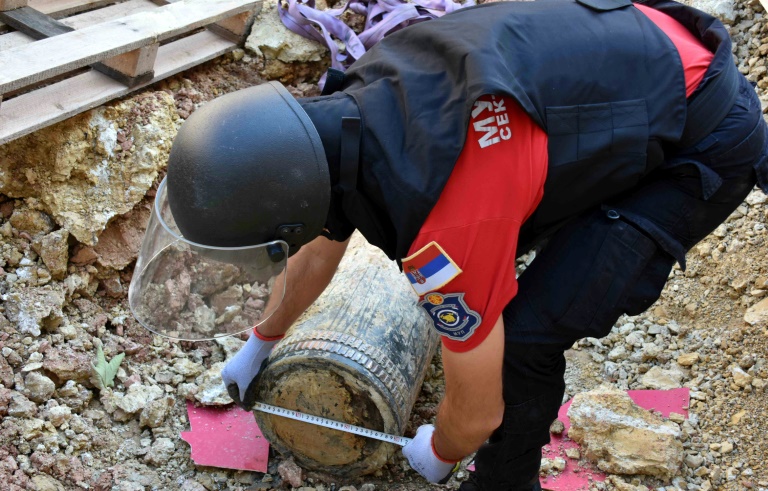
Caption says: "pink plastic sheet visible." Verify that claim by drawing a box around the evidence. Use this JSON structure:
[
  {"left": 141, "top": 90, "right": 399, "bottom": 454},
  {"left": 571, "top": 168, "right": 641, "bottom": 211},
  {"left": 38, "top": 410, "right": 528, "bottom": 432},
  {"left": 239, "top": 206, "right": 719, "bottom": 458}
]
[{"left": 180, "top": 401, "right": 269, "bottom": 472}]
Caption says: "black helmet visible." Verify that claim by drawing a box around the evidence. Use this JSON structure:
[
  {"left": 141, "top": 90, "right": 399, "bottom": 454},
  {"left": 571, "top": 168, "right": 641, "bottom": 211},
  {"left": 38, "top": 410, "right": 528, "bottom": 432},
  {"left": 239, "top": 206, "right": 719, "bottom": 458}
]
[{"left": 166, "top": 81, "right": 330, "bottom": 256}]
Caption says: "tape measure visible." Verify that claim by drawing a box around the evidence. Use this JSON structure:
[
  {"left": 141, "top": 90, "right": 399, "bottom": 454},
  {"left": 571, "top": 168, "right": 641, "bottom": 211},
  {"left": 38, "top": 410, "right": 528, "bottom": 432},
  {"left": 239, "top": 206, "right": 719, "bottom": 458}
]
[{"left": 253, "top": 402, "right": 413, "bottom": 447}]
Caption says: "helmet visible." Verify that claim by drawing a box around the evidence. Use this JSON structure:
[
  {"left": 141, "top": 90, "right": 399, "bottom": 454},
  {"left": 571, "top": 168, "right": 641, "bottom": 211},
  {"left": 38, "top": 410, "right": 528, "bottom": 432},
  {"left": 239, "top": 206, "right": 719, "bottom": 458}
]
[
  {"left": 166, "top": 81, "right": 331, "bottom": 255},
  {"left": 127, "top": 82, "right": 330, "bottom": 341}
]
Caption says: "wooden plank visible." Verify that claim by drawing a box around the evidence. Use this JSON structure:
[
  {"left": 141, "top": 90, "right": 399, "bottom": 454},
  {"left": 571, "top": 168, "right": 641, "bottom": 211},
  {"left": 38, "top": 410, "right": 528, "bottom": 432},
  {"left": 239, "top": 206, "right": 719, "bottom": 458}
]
[
  {"left": 29, "top": 0, "right": 120, "bottom": 19},
  {"left": 0, "top": 6, "right": 154, "bottom": 86},
  {"left": 0, "top": 0, "right": 27, "bottom": 11},
  {"left": 0, "top": 0, "right": 119, "bottom": 30},
  {"left": 59, "top": 0, "right": 156, "bottom": 29},
  {"left": 0, "top": 0, "right": 259, "bottom": 94},
  {"left": 152, "top": 0, "right": 257, "bottom": 43},
  {"left": 0, "top": 1, "right": 155, "bottom": 49},
  {"left": 0, "top": 6, "right": 73, "bottom": 39},
  {"left": 0, "top": 30, "right": 34, "bottom": 50},
  {"left": 0, "top": 29, "right": 235, "bottom": 145},
  {"left": 99, "top": 42, "right": 158, "bottom": 85},
  {"left": 207, "top": 9, "right": 255, "bottom": 43}
]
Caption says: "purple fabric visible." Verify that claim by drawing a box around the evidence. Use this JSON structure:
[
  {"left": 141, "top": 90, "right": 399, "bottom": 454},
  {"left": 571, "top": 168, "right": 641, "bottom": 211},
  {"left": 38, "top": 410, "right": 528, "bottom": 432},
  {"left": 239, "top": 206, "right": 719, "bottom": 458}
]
[{"left": 277, "top": 0, "right": 474, "bottom": 84}]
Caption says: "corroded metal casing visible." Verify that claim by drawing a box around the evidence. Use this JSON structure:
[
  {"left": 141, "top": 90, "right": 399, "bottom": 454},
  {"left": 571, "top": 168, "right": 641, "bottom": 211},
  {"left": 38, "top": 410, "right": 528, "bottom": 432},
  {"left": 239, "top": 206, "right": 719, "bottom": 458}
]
[{"left": 253, "top": 234, "right": 439, "bottom": 477}]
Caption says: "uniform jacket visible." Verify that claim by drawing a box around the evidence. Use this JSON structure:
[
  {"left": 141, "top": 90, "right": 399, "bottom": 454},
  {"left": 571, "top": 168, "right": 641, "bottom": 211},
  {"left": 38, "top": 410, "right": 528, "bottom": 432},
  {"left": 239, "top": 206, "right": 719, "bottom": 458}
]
[{"left": 334, "top": 0, "right": 735, "bottom": 259}]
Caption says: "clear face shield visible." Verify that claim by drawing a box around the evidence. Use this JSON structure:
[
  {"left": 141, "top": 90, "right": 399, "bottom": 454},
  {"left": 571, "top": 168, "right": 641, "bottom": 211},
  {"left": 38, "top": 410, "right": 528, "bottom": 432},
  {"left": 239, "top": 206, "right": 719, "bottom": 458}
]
[{"left": 128, "top": 178, "right": 288, "bottom": 341}]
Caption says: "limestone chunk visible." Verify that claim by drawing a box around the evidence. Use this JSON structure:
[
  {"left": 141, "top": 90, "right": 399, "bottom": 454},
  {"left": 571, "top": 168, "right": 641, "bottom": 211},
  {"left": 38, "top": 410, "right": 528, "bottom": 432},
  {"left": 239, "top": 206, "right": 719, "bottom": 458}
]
[
  {"left": 23, "top": 371, "right": 56, "bottom": 403},
  {"left": 640, "top": 366, "right": 685, "bottom": 390},
  {"left": 0, "top": 92, "right": 177, "bottom": 245},
  {"left": 567, "top": 387, "right": 683, "bottom": 480},
  {"left": 3, "top": 285, "right": 65, "bottom": 337},
  {"left": 677, "top": 353, "right": 700, "bottom": 367},
  {"left": 32, "top": 230, "right": 70, "bottom": 280},
  {"left": 744, "top": 297, "right": 768, "bottom": 325}
]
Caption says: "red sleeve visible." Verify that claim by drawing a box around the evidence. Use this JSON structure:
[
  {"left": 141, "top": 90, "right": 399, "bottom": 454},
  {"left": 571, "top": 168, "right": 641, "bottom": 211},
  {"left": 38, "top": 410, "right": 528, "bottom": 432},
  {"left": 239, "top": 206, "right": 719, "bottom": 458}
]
[
  {"left": 634, "top": 4, "right": 713, "bottom": 97},
  {"left": 403, "top": 95, "right": 548, "bottom": 353}
]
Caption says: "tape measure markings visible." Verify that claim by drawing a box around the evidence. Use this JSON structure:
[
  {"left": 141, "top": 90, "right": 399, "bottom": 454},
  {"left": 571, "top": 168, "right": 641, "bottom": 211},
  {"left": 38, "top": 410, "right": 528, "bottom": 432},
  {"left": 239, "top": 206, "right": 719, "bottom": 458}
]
[{"left": 253, "top": 402, "right": 413, "bottom": 447}]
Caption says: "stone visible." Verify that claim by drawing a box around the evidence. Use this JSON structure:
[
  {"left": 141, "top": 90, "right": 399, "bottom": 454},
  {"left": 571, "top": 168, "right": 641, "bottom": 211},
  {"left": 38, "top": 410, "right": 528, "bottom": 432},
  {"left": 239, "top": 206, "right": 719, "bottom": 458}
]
[
  {"left": 140, "top": 397, "right": 173, "bottom": 428},
  {"left": 56, "top": 381, "right": 93, "bottom": 410},
  {"left": 115, "top": 384, "right": 165, "bottom": 415},
  {"left": 43, "top": 348, "right": 93, "bottom": 385},
  {"left": 194, "top": 362, "right": 231, "bottom": 406},
  {"left": 9, "top": 206, "right": 55, "bottom": 237},
  {"left": 744, "top": 297, "right": 768, "bottom": 326},
  {"left": 565, "top": 448, "right": 581, "bottom": 459},
  {"left": 93, "top": 205, "right": 151, "bottom": 270},
  {"left": 30, "top": 474, "right": 66, "bottom": 491},
  {"left": 2, "top": 285, "right": 65, "bottom": 337},
  {"left": 9, "top": 392, "right": 38, "bottom": 418},
  {"left": 144, "top": 437, "right": 175, "bottom": 466},
  {"left": 179, "top": 479, "right": 208, "bottom": 491},
  {"left": 640, "top": 366, "right": 684, "bottom": 390},
  {"left": 549, "top": 419, "right": 565, "bottom": 435},
  {"left": 684, "top": 0, "right": 737, "bottom": 22},
  {"left": 668, "top": 412, "right": 686, "bottom": 424},
  {"left": 246, "top": 2, "right": 327, "bottom": 65},
  {"left": 0, "top": 92, "right": 178, "bottom": 245},
  {"left": 720, "top": 441, "right": 734, "bottom": 454},
  {"left": 278, "top": 457, "right": 305, "bottom": 488},
  {"left": 32, "top": 230, "right": 69, "bottom": 279},
  {"left": 677, "top": 353, "right": 699, "bottom": 366},
  {"left": 45, "top": 405, "right": 72, "bottom": 427},
  {"left": 70, "top": 245, "right": 98, "bottom": 266},
  {"left": 0, "top": 353, "right": 13, "bottom": 387},
  {"left": 567, "top": 387, "right": 683, "bottom": 480},
  {"left": 172, "top": 359, "right": 204, "bottom": 378},
  {"left": 23, "top": 371, "right": 56, "bottom": 403},
  {"left": 731, "top": 366, "right": 753, "bottom": 388}
]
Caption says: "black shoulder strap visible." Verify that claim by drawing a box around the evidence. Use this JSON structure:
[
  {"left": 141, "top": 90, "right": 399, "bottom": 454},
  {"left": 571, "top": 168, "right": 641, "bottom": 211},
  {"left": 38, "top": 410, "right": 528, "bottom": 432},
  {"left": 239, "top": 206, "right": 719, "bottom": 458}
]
[{"left": 321, "top": 68, "right": 346, "bottom": 95}]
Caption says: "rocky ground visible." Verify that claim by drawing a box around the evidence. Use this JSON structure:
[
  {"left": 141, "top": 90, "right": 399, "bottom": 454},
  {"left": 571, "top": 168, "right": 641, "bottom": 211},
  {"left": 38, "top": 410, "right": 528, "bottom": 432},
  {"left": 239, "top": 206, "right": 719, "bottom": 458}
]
[{"left": 1, "top": 0, "right": 768, "bottom": 490}]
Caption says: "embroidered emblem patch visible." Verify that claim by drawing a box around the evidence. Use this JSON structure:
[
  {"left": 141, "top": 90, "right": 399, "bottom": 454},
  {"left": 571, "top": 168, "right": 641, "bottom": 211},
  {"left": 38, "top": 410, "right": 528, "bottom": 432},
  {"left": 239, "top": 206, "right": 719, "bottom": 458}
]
[
  {"left": 401, "top": 242, "right": 462, "bottom": 296},
  {"left": 418, "top": 292, "right": 481, "bottom": 341}
]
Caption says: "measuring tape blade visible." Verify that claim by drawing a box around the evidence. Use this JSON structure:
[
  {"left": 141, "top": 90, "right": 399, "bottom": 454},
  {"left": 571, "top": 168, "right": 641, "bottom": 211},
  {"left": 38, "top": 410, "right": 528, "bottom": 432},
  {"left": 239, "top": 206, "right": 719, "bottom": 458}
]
[{"left": 253, "top": 402, "right": 413, "bottom": 447}]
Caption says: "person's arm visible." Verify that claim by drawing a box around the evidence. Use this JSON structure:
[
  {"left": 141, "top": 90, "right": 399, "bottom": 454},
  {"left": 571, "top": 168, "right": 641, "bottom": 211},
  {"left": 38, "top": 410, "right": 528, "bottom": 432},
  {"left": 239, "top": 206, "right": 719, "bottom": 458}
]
[
  {"left": 433, "top": 315, "right": 505, "bottom": 460},
  {"left": 402, "top": 317, "right": 505, "bottom": 482},
  {"left": 257, "top": 235, "right": 350, "bottom": 337},
  {"left": 221, "top": 235, "right": 350, "bottom": 409}
]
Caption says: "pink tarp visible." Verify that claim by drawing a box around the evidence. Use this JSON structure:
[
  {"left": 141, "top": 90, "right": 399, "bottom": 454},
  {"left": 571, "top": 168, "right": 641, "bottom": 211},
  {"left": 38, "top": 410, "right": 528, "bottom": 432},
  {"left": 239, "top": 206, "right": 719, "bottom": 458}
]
[{"left": 180, "top": 401, "right": 269, "bottom": 472}]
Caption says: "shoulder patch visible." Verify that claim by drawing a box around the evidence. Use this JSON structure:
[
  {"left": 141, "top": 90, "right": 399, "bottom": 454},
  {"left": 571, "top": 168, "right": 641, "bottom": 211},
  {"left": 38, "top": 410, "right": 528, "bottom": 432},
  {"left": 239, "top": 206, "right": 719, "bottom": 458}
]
[
  {"left": 418, "top": 292, "right": 481, "bottom": 341},
  {"left": 402, "top": 242, "right": 462, "bottom": 296}
]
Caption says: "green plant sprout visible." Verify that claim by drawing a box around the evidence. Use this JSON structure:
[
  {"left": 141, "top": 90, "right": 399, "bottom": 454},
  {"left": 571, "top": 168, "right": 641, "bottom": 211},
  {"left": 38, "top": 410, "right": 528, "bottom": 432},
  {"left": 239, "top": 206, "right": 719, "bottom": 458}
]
[{"left": 92, "top": 344, "right": 125, "bottom": 389}]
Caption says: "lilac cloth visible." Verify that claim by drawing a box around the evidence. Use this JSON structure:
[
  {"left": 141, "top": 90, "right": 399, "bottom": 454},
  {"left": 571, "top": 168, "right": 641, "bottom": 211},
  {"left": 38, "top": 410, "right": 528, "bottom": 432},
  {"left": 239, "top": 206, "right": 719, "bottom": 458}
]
[{"left": 277, "top": 0, "right": 474, "bottom": 87}]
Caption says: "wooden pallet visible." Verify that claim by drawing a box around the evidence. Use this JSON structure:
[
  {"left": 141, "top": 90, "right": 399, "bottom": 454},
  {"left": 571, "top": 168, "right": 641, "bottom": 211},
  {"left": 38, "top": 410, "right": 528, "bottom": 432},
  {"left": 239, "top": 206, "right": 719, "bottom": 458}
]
[{"left": 0, "top": 0, "right": 262, "bottom": 145}]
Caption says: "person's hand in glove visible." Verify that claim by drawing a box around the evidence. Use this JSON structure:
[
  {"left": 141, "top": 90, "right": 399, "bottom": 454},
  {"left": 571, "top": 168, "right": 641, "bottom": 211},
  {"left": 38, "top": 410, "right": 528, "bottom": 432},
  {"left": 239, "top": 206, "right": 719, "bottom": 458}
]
[
  {"left": 221, "top": 329, "right": 282, "bottom": 410},
  {"left": 402, "top": 424, "right": 460, "bottom": 484}
]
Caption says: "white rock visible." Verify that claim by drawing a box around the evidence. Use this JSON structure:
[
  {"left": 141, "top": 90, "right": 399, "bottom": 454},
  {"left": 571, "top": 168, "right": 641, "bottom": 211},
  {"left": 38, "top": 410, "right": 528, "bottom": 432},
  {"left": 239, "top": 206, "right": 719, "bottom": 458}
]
[
  {"left": 730, "top": 366, "right": 753, "bottom": 388},
  {"left": 641, "top": 366, "right": 684, "bottom": 390},
  {"left": 115, "top": 384, "right": 164, "bottom": 415}
]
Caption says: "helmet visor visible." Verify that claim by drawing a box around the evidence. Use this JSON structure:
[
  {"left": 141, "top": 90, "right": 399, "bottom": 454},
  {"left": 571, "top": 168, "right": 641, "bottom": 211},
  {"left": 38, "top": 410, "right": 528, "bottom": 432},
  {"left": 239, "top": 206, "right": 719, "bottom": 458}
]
[{"left": 128, "top": 177, "right": 287, "bottom": 341}]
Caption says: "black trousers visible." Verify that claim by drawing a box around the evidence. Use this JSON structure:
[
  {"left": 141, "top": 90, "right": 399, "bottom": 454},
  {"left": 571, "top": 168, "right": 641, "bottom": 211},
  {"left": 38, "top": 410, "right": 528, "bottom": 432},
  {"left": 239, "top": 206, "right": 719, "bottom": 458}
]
[{"left": 469, "top": 75, "right": 768, "bottom": 490}]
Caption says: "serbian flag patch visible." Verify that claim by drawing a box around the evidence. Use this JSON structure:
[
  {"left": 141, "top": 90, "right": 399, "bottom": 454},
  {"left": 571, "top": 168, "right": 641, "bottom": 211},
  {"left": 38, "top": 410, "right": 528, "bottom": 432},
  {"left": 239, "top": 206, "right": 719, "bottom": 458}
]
[{"left": 401, "top": 242, "right": 462, "bottom": 296}]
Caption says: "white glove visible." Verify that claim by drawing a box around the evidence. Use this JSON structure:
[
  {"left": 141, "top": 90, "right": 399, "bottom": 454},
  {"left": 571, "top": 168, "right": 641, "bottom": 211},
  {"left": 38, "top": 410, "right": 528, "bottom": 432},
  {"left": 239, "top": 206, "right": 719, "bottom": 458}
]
[
  {"left": 221, "top": 330, "right": 280, "bottom": 409},
  {"left": 402, "top": 424, "right": 459, "bottom": 484}
]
